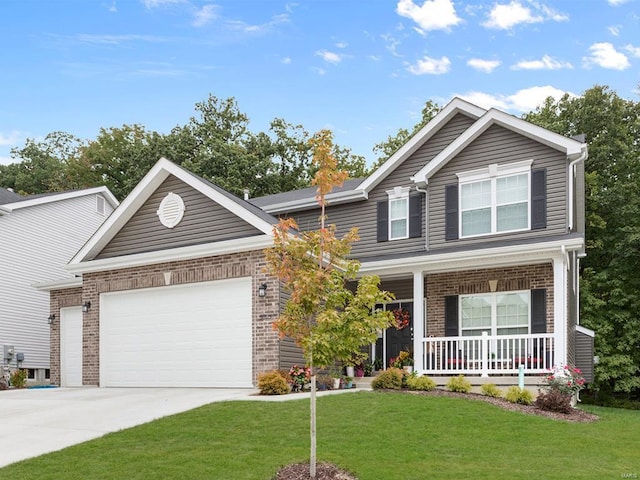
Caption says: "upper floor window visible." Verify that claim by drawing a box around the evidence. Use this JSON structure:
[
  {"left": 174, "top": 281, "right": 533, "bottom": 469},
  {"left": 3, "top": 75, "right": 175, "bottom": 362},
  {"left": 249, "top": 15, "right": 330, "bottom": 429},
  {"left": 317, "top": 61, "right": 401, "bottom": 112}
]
[
  {"left": 376, "top": 187, "right": 423, "bottom": 242},
  {"left": 388, "top": 187, "right": 410, "bottom": 240}
]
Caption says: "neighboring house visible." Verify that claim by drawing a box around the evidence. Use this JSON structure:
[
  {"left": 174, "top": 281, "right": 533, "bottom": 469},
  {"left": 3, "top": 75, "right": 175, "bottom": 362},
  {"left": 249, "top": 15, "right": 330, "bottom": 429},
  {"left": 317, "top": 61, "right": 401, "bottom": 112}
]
[
  {"left": 42, "top": 97, "right": 595, "bottom": 388},
  {"left": 1, "top": 186, "right": 117, "bottom": 383}
]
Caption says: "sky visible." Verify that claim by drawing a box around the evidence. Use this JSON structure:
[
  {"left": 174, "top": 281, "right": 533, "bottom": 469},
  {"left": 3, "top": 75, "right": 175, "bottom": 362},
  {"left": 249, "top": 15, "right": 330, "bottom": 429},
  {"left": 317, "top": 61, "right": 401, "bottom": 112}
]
[{"left": 0, "top": 0, "right": 639, "bottom": 166}]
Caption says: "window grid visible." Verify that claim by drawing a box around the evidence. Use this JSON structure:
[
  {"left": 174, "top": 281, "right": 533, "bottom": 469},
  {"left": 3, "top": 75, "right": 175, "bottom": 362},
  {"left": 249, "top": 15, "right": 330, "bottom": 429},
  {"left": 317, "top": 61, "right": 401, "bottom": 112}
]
[
  {"left": 389, "top": 197, "right": 408, "bottom": 240},
  {"left": 460, "top": 291, "right": 530, "bottom": 337}
]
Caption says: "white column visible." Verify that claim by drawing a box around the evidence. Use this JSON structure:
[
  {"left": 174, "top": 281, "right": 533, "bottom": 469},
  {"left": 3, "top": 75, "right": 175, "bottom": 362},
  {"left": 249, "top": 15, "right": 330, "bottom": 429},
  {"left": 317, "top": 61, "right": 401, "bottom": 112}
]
[
  {"left": 413, "top": 270, "right": 425, "bottom": 372},
  {"left": 553, "top": 255, "right": 567, "bottom": 366}
]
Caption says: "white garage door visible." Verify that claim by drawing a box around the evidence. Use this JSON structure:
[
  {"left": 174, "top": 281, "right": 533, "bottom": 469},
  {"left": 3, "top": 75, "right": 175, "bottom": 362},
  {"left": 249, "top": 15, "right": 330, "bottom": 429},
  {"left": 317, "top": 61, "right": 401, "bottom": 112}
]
[
  {"left": 60, "top": 306, "right": 83, "bottom": 387},
  {"left": 100, "top": 277, "right": 252, "bottom": 388}
]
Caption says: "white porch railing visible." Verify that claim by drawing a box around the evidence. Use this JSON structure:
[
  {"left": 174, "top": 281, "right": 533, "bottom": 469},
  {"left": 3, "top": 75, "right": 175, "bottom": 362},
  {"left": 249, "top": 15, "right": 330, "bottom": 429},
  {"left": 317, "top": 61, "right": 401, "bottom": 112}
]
[{"left": 419, "top": 332, "right": 555, "bottom": 377}]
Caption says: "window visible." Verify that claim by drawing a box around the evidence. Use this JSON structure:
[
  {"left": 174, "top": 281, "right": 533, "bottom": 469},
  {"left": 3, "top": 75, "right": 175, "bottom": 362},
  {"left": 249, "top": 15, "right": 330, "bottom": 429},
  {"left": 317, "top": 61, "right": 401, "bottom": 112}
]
[
  {"left": 27, "top": 369, "right": 36, "bottom": 380},
  {"left": 458, "top": 160, "right": 532, "bottom": 238},
  {"left": 460, "top": 291, "right": 530, "bottom": 337},
  {"left": 96, "top": 195, "right": 106, "bottom": 215},
  {"left": 387, "top": 187, "right": 411, "bottom": 240}
]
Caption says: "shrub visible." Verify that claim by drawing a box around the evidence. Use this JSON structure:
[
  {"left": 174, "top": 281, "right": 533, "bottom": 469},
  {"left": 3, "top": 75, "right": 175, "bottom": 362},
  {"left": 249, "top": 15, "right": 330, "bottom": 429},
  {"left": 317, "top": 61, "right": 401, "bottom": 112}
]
[
  {"left": 446, "top": 375, "right": 472, "bottom": 393},
  {"left": 535, "top": 389, "right": 572, "bottom": 413},
  {"left": 0, "top": 377, "right": 8, "bottom": 390},
  {"left": 481, "top": 383, "right": 502, "bottom": 398},
  {"left": 257, "top": 370, "right": 289, "bottom": 395},
  {"left": 505, "top": 386, "right": 534, "bottom": 405},
  {"left": 371, "top": 368, "right": 404, "bottom": 390},
  {"left": 10, "top": 369, "right": 27, "bottom": 389},
  {"left": 407, "top": 375, "right": 436, "bottom": 391}
]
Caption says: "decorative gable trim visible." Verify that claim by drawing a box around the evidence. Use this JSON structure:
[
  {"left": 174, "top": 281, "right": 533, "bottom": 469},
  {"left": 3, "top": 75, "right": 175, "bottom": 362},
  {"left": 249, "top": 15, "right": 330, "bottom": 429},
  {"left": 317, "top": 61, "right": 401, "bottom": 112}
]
[
  {"left": 68, "top": 158, "right": 277, "bottom": 266},
  {"left": 411, "top": 108, "right": 586, "bottom": 185}
]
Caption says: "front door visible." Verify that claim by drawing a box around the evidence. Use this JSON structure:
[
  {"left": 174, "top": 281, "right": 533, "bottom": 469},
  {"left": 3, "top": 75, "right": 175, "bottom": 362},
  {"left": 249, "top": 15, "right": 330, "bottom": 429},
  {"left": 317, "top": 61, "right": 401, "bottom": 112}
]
[
  {"left": 60, "top": 306, "right": 83, "bottom": 387},
  {"left": 384, "top": 302, "right": 413, "bottom": 368}
]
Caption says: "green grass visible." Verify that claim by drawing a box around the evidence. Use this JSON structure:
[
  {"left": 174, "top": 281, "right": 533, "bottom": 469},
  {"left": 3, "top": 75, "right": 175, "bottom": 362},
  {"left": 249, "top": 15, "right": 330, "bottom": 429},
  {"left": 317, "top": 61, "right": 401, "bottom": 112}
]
[{"left": 1, "top": 391, "right": 639, "bottom": 479}]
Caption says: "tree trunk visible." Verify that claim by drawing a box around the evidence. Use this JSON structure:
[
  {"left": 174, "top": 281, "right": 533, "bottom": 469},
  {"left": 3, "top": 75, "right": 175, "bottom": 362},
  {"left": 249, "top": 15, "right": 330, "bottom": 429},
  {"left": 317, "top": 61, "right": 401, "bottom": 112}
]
[{"left": 310, "top": 372, "right": 317, "bottom": 478}]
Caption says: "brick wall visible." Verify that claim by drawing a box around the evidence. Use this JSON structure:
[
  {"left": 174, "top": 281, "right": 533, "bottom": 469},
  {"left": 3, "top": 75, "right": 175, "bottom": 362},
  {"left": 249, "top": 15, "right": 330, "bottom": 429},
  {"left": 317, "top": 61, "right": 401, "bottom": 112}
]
[
  {"left": 425, "top": 263, "right": 554, "bottom": 336},
  {"left": 55, "top": 250, "right": 279, "bottom": 386},
  {"left": 49, "top": 287, "right": 83, "bottom": 386}
]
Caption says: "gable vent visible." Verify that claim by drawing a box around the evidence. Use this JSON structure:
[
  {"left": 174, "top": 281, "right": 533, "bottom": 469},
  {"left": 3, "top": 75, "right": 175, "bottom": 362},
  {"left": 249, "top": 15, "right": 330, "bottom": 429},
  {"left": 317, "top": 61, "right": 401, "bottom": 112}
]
[{"left": 157, "top": 192, "right": 185, "bottom": 229}]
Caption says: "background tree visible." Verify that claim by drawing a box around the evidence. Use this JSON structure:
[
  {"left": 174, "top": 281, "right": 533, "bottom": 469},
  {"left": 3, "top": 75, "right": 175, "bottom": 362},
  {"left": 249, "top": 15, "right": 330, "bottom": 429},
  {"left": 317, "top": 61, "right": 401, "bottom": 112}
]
[
  {"left": 264, "top": 130, "right": 392, "bottom": 478},
  {"left": 524, "top": 85, "right": 640, "bottom": 398}
]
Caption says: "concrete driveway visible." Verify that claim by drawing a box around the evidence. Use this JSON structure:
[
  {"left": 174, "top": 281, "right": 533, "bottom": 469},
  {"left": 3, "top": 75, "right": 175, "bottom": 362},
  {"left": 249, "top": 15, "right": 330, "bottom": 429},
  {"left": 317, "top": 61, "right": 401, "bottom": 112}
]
[{"left": 0, "top": 387, "right": 255, "bottom": 468}]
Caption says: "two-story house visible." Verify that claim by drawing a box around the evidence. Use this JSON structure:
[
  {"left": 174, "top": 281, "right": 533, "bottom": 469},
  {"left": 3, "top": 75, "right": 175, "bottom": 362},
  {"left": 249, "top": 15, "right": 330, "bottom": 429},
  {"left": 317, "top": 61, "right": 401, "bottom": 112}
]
[
  {"left": 42, "top": 98, "right": 594, "bottom": 388},
  {"left": 1, "top": 186, "right": 117, "bottom": 383}
]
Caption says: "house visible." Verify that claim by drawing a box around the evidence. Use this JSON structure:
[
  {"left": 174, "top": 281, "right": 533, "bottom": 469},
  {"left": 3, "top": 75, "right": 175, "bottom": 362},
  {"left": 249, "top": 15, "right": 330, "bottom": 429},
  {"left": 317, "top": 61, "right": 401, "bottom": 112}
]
[
  {"left": 1, "top": 186, "right": 118, "bottom": 383},
  {"left": 41, "top": 97, "right": 594, "bottom": 388}
]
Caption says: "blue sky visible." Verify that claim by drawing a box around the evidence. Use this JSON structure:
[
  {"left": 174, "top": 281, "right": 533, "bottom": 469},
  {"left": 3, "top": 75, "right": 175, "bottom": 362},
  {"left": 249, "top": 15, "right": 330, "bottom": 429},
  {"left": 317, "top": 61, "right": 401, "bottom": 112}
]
[{"left": 1, "top": 0, "right": 638, "bottom": 166}]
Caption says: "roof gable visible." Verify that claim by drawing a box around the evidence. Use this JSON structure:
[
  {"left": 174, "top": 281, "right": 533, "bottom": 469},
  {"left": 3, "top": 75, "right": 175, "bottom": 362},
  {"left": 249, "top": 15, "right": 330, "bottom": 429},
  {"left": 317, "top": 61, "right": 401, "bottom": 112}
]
[
  {"left": 412, "top": 108, "right": 587, "bottom": 185},
  {"left": 68, "top": 158, "right": 277, "bottom": 270},
  {"left": 0, "top": 186, "right": 117, "bottom": 215}
]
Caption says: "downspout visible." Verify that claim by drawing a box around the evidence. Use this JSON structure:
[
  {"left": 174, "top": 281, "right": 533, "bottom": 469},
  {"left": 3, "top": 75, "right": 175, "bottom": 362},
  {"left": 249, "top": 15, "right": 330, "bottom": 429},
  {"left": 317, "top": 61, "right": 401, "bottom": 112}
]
[
  {"left": 415, "top": 184, "right": 428, "bottom": 251},
  {"left": 568, "top": 145, "right": 588, "bottom": 232}
]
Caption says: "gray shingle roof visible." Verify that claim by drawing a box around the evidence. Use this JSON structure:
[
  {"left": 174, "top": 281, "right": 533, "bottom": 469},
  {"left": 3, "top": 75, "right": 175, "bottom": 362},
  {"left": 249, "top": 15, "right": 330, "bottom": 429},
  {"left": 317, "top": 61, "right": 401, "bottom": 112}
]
[
  {"left": 0, "top": 187, "right": 22, "bottom": 205},
  {"left": 248, "top": 178, "right": 364, "bottom": 208}
]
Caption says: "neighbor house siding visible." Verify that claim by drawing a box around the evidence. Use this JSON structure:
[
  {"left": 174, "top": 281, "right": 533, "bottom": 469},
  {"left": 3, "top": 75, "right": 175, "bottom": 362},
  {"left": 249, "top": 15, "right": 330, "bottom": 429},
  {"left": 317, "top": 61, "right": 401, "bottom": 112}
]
[
  {"left": 97, "top": 175, "right": 262, "bottom": 259},
  {"left": 291, "top": 113, "right": 476, "bottom": 259},
  {"left": 428, "top": 124, "right": 569, "bottom": 249},
  {"left": 0, "top": 195, "right": 112, "bottom": 370}
]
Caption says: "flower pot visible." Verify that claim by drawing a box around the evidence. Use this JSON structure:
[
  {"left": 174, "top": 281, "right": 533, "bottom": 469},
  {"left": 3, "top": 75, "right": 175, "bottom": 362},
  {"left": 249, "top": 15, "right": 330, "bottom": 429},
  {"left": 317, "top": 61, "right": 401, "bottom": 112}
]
[
  {"left": 403, "top": 366, "right": 413, "bottom": 374},
  {"left": 345, "top": 366, "right": 355, "bottom": 377},
  {"left": 332, "top": 378, "right": 341, "bottom": 389}
]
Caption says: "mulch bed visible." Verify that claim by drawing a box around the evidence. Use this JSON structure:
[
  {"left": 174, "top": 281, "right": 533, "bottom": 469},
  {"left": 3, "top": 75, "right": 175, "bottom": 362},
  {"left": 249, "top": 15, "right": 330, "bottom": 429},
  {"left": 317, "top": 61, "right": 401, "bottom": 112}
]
[{"left": 272, "top": 462, "right": 357, "bottom": 480}]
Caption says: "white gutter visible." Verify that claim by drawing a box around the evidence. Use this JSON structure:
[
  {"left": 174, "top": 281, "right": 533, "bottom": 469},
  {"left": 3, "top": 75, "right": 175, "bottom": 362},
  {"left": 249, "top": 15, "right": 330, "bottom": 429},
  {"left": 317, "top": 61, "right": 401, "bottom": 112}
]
[
  {"left": 568, "top": 145, "right": 588, "bottom": 232},
  {"left": 33, "top": 276, "right": 83, "bottom": 291}
]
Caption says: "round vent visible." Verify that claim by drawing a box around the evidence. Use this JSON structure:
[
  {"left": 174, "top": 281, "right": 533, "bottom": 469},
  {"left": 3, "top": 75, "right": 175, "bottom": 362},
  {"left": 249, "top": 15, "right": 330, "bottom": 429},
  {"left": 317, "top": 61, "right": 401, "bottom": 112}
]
[{"left": 157, "top": 192, "right": 185, "bottom": 229}]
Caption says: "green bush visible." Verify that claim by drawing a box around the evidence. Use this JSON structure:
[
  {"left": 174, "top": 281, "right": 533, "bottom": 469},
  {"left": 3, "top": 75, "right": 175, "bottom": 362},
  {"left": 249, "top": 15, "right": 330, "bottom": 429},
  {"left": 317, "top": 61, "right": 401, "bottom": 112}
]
[
  {"left": 407, "top": 375, "right": 436, "bottom": 391},
  {"left": 505, "top": 386, "right": 534, "bottom": 405},
  {"left": 10, "top": 369, "right": 27, "bottom": 389},
  {"left": 480, "top": 383, "right": 502, "bottom": 398},
  {"left": 446, "top": 375, "right": 472, "bottom": 393},
  {"left": 371, "top": 368, "right": 404, "bottom": 390},
  {"left": 535, "top": 389, "right": 572, "bottom": 413},
  {"left": 257, "top": 370, "right": 289, "bottom": 395}
]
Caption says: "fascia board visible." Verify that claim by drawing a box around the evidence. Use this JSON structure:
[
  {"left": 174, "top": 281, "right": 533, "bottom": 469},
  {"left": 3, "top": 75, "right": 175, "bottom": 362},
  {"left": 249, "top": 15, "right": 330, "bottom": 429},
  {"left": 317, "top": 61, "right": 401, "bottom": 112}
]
[
  {"left": 3, "top": 186, "right": 119, "bottom": 211},
  {"left": 261, "top": 189, "right": 367, "bottom": 214},
  {"left": 358, "top": 237, "right": 584, "bottom": 277},
  {"left": 412, "top": 109, "right": 586, "bottom": 185},
  {"left": 66, "top": 234, "right": 273, "bottom": 274},
  {"left": 576, "top": 325, "right": 595, "bottom": 337},
  {"left": 33, "top": 276, "right": 83, "bottom": 292},
  {"left": 358, "top": 98, "right": 486, "bottom": 193}
]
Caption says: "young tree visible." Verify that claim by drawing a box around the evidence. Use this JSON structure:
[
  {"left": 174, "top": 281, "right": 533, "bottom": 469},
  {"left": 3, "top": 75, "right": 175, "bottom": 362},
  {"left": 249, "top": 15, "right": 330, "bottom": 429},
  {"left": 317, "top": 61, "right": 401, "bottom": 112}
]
[{"left": 264, "top": 130, "right": 393, "bottom": 478}]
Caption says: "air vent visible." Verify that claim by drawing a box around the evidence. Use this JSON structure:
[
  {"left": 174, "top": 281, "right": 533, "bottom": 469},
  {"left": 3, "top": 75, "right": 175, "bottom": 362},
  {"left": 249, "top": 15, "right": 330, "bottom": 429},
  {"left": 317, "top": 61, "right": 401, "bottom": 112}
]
[{"left": 157, "top": 192, "right": 185, "bottom": 229}]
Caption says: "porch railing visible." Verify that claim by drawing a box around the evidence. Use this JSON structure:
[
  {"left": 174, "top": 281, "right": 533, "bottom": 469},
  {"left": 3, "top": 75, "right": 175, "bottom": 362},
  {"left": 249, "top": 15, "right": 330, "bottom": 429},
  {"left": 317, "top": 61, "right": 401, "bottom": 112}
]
[{"left": 419, "top": 332, "right": 555, "bottom": 376}]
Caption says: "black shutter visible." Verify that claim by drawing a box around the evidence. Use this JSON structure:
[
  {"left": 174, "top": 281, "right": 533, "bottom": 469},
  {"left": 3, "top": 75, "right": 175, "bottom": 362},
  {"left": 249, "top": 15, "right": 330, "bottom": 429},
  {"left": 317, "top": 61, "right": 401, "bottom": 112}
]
[
  {"left": 444, "top": 295, "right": 459, "bottom": 336},
  {"left": 445, "top": 184, "right": 458, "bottom": 240},
  {"left": 376, "top": 200, "right": 388, "bottom": 242},
  {"left": 409, "top": 192, "right": 422, "bottom": 238},
  {"left": 531, "top": 168, "right": 547, "bottom": 230},
  {"left": 531, "top": 289, "right": 547, "bottom": 333}
]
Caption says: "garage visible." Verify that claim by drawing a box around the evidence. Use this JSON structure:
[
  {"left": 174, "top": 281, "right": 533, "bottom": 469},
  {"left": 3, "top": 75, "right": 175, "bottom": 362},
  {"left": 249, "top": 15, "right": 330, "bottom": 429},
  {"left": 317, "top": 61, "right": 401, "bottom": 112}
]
[{"left": 99, "top": 277, "right": 253, "bottom": 388}]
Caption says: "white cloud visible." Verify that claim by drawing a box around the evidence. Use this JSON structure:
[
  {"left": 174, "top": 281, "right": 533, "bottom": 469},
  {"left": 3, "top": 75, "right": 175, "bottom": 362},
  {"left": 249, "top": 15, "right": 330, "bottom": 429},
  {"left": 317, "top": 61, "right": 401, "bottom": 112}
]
[
  {"left": 625, "top": 44, "right": 640, "bottom": 57},
  {"left": 281, "top": 56, "right": 292, "bottom": 64},
  {"left": 0, "top": 130, "right": 23, "bottom": 146},
  {"left": 396, "top": 0, "right": 462, "bottom": 32},
  {"left": 467, "top": 58, "right": 501, "bottom": 73},
  {"left": 583, "top": 42, "right": 630, "bottom": 70},
  {"left": 381, "top": 32, "right": 404, "bottom": 57},
  {"left": 226, "top": 13, "right": 290, "bottom": 34},
  {"left": 0, "top": 156, "right": 13, "bottom": 165},
  {"left": 512, "top": 54, "right": 573, "bottom": 70},
  {"left": 608, "top": 0, "right": 630, "bottom": 5},
  {"left": 193, "top": 5, "right": 220, "bottom": 27},
  {"left": 608, "top": 25, "right": 621, "bottom": 36},
  {"left": 407, "top": 55, "right": 451, "bottom": 74},
  {"left": 482, "top": 1, "right": 567, "bottom": 30},
  {"left": 74, "top": 34, "right": 165, "bottom": 45},
  {"left": 457, "top": 85, "right": 572, "bottom": 113},
  {"left": 141, "top": 0, "right": 185, "bottom": 8},
  {"left": 335, "top": 41, "right": 348, "bottom": 49},
  {"left": 315, "top": 50, "right": 343, "bottom": 64}
]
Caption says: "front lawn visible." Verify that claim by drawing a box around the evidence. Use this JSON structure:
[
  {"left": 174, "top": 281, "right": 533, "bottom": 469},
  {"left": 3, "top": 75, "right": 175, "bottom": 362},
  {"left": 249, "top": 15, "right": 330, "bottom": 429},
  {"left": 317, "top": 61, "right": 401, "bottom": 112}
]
[{"left": 1, "top": 391, "right": 638, "bottom": 479}]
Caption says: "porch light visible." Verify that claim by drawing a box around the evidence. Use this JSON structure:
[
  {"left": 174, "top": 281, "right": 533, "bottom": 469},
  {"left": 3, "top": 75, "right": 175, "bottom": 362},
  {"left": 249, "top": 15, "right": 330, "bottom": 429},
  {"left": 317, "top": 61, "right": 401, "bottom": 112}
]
[
  {"left": 47, "top": 314, "right": 56, "bottom": 325},
  {"left": 82, "top": 301, "right": 92, "bottom": 313},
  {"left": 258, "top": 283, "right": 268, "bottom": 298}
]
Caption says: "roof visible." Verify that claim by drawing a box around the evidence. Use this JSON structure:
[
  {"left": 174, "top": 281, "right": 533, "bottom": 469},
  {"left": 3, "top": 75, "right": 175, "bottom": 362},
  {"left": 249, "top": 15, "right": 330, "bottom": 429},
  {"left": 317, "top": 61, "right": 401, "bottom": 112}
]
[
  {"left": 0, "top": 187, "right": 23, "bottom": 205},
  {"left": 0, "top": 186, "right": 118, "bottom": 215}
]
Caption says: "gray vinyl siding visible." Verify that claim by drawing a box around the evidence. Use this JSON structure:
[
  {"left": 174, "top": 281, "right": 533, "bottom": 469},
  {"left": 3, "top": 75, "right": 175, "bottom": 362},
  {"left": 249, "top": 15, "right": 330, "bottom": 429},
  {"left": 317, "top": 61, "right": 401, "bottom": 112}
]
[
  {"left": 380, "top": 278, "right": 414, "bottom": 300},
  {"left": 278, "top": 283, "right": 304, "bottom": 369},
  {"left": 429, "top": 124, "right": 569, "bottom": 249},
  {"left": 97, "top": 175, "right": 263, "bottom": 259},
  {"left": 291, "top": 113, "right": 476, "bottom": 259},
  {"left": 0, "top": 194, "right": 111, "bottom": 369}
]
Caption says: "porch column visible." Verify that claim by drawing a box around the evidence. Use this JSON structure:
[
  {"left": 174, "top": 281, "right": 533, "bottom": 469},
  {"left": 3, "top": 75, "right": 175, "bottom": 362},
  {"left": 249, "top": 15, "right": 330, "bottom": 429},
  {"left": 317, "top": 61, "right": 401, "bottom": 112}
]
[
  {"left": 553, "top": 255, "right": 567, "bottom": 366},
  {"left": 412, "top": 270, "right": 425, "bottom": 372}
]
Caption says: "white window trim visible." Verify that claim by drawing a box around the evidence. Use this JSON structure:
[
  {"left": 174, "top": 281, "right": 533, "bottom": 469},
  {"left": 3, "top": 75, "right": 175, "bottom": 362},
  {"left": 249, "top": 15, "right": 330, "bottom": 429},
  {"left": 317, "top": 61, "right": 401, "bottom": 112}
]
[
  {"left": 96, "top": 195, "right": 106, "bottom": 215},
  {"left": 386, "top": 186, "right": 411, "bottom": 240},
  {"left": 457, "top": 160, "right": 533, "bottom": 238},
  {"left": 459, "top": 290, "right": 531, "bottom": 337}
]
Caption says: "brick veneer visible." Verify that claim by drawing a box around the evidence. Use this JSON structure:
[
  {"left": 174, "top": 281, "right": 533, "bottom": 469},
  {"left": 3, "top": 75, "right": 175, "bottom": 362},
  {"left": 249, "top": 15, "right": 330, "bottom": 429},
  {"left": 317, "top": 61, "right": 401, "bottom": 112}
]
[
  {"left": 425, "top": 263, "right": 554, "bottom": 336},
  {"left": 49, "top": 287, "right": 83, "bottom": 386},
  {"left": 52, "top": 250, "right": 280, "bottom": 386}
]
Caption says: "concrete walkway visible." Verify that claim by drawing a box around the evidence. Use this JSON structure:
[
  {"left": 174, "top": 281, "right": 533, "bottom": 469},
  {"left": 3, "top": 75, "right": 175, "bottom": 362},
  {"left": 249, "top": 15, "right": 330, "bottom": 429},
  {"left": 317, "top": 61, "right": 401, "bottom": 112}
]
[{"left": 0, "top": 387, "right": 256, "bottom": 468}]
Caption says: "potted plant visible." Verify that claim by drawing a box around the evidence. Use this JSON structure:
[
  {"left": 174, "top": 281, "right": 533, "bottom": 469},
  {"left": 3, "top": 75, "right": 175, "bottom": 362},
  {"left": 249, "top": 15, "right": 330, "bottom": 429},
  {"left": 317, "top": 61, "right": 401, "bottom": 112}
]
[
  {"left": 316, "top": 375, "right": 333, "bottom": 391},
  {"left": 389, "top": 349, "right": 414, "bottom": 373},
  {"left": 363, "top": 360, "right": 374, "bottom": 377},
  {"left": 331, "top": 373, "right": 341, "bottom": 390},
  {"left": 288, "top": 365, "right": 311, "bottom": 393},
  {"left": 343, "top": 376, "right": 354, "bottom": 389}
]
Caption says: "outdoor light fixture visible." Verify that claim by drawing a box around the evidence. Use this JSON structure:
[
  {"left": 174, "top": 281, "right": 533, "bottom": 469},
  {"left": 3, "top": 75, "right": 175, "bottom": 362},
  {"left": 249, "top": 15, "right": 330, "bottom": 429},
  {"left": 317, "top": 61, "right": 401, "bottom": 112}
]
[
  {"left": 82, "top": 301, "right": 91, "bottom": 313},
  {"left": 258, "top": 283, "right": 268, "bottom": 298},
  {"left": 47, "top": 314, "right": 56, "bottom": 325}
]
